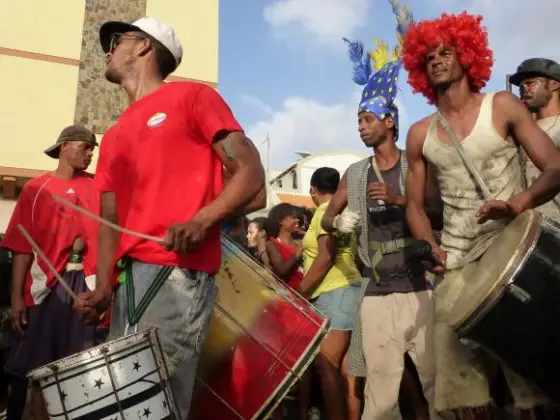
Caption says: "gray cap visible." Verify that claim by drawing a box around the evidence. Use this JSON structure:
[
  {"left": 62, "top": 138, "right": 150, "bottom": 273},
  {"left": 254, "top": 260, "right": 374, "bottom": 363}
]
[
  {"left": 510, "top": 58, "right": 560, "bottom": 86},
  {"left": 44, "top": 125, "right": 98, "bottom": 159}
]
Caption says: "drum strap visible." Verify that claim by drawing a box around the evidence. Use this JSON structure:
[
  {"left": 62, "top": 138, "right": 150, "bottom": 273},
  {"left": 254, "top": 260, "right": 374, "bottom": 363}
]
[
  {"left": 368, "top": 237, "right": 415, "bottom": 284},
  {"left": 436, "top": 110, "right": 493, "bottom": 200},
  {"left": 120, "top": 258, "right": 174, "bottom": 326}
]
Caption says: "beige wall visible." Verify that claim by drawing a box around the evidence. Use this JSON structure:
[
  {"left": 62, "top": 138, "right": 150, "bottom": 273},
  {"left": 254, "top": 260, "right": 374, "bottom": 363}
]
[
  {"left": 0, "top": 0, "right": 218, "bottom": 174},
  {"left": 0, "top": 0, "right": 86, "bottom": 59},
  {"left": 0, "top": 55, "right": 79, "bottom": 171},
  {"left": 146, "top": 0, "right": 219, "bottom": 84},
  {"left": 0, "top": 200, "right": 16, "bottom": 233}
]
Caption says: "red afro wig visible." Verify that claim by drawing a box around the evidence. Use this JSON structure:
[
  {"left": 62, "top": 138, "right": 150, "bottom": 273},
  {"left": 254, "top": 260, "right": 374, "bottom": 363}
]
[{"left": 402, "top": 12, "right": 493, "bottom": 104}]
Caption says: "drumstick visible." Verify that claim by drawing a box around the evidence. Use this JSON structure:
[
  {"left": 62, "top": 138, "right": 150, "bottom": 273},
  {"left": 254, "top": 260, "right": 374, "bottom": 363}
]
[
  {"left": 52, "top": 194, "right": 164, "bottom": 244},
  {"left": 16, "top": 225, "right": 80, "bottom": 301}
]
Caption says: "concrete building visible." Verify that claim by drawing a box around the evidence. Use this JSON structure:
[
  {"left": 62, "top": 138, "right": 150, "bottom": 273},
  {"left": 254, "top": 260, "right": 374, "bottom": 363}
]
[
  {"left": 251, "top": 150, "right": 369, "bottom": 218},
  {"left": 0, "top": 0, "right": 219, "bottom": 231}
]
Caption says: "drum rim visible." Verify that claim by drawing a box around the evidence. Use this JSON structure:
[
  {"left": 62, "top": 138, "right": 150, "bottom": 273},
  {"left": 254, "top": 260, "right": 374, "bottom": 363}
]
[
  {"left": 257, "top": 317, "right": 330, "bottom": 420},
  {"left": 452, "top": 210, "right": 542, "bottom": 336},
  {"left": 27, "top": 327, "right": 159, "bottom": 381}
]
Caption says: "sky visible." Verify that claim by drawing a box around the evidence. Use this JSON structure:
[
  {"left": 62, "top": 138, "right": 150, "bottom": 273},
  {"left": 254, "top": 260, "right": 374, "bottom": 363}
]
[{"left": 217, "top": 0, "right": 560, "bottom": 172}]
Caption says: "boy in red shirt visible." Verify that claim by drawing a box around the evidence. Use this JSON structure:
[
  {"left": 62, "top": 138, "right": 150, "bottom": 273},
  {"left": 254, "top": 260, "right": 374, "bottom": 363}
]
[
  {"left": 73, "top": 17, "right": 266, "bottom": 419},
  {"left": 2, "top": 125, "right": 100, "bottom": 419}
]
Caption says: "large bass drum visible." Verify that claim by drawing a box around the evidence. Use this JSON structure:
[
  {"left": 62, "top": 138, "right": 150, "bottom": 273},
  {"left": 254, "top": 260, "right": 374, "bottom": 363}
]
[
  {"left": 190, "top": 235, "right": 329, "bottom": 420},
  {"left": 448, "top": 210, "right": 560, "bottom": 402}
]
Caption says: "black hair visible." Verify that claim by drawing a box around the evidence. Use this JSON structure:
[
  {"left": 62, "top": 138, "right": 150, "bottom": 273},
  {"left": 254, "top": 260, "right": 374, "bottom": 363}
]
[
  {"left": 265, "top": 203, "right": 298, "bottom": 238},
  {"left": 310, "top": 167, "right": 340, "bottom": 194},
  {"left": 249, "top": 217, "right": 267, "bottom": 232},
  {"left": 146, "top": 35, "right": 176, "bottom": 79}
]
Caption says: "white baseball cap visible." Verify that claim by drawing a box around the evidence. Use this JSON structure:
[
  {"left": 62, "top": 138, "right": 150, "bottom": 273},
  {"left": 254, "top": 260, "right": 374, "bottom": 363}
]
[{"left": 99, "top": 17, "right": 183, "bottom": 72}]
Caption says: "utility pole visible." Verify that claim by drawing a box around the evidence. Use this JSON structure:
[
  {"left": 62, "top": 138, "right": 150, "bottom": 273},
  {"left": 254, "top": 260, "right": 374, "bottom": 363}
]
[{"left": 262, "top": 133, "right": 270, "bottom": 173}]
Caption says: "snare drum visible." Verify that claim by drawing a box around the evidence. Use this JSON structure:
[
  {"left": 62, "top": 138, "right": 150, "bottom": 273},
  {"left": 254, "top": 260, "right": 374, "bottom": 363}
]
[
  {"left": 190, "top": 235, "right": 329, "bottom": 420},
  {"left": 28, "top": 328, "right": 178, "bottom": 419},
  {"left": 448, "top": 210, "right": 560, "bottom": 402}
]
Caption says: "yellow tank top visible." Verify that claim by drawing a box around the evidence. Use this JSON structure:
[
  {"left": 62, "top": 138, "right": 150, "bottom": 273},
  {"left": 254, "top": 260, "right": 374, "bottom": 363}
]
[
  {"left": 302, "top": 202, "right": 361, "bottom": 299},
  {"left": 422, "top": 93, "right": 524, "bottom": 269}
]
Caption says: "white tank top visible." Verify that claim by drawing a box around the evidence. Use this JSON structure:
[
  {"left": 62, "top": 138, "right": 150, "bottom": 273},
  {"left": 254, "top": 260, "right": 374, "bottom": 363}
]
[
  {"left": 523, "top": 115, "right": 560, "bottom": 220},
  {"left": 422, "top": 93, "right": 524, "bottom": 269}
]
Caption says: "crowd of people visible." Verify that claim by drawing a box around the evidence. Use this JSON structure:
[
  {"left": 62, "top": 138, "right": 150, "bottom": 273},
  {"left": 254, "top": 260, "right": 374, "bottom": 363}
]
[{"left": 0, "top": 0, "right": 559, "bottom": 419}]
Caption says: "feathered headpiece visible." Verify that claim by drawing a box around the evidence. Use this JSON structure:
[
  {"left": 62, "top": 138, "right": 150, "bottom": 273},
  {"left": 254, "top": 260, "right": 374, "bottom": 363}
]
[{"left": 343, "top": 0, "right": 413, "bottom": 139}]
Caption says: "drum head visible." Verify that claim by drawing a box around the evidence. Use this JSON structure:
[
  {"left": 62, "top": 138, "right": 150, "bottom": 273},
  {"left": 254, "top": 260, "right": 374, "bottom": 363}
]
[{"left": 448, "top": 210, "right": 541, "bottom": 331}]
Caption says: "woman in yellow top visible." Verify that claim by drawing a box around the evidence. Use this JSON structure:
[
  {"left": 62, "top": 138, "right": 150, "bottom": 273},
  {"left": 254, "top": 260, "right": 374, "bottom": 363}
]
[{"left": 298, "top": 167, "right": 362, "bottom": 420}]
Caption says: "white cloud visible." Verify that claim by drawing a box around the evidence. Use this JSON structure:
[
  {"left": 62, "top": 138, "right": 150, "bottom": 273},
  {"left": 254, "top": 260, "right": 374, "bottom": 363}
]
[
  {"left": 426, "top": 0, "right": 560, "bottom": 75},
  {"left": 263, "top": 0, "right": 369, "bottom": 49},
  {"left": 240, "top": 94, "right": 274, "bottom": 117},
  {"left": 245, "top": 93, "right": 409, "bottom": 171},
  {"left": 469, "top": 0, "right": 560, "bottom": 71}
]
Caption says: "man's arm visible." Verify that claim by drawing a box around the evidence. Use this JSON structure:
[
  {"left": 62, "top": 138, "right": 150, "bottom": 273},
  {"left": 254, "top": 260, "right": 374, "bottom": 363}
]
[
  {"left": 10, "top": 253, "right": 32, "bottom": 334},
  {"left": 11, "top": 253, "right": 31, "bottom": 301},
  {"left": 222, "top": 146, "right": 267, "bottom": 217},
  {"left": 191, "top": 131, "right": 265, "bottom": 229},
  {"left": 321, "top": 172, "right": 349, "bottom": 233},
  {"left": 74, "top": 192, "right": 118, "bottom": 321},
  {"left": 499, "top": 91, "right": 560, "bottom": 211},
  {"left": 96, "top": 192, "right": 119, "bottom": 294},
  {"left": 0, "top": 186, "right": 35, "bottom": 333},
  {"left": 405, "top": 121, "right": 438, "bottom": 249}
]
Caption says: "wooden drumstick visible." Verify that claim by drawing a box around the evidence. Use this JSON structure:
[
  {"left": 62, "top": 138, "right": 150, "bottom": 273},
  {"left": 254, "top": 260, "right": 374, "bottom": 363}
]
[
  {"left": 16, "top": 224, "right": 80, "bottom": 302},
  {"left": 52, "top": 194, "right": 164, "bottom": 244}
]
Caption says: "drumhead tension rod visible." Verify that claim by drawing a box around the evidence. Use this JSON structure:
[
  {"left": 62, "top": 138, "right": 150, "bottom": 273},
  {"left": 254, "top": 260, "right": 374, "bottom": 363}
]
[{"left": 506, "top": 283, "right": 531, "bottom": 304}]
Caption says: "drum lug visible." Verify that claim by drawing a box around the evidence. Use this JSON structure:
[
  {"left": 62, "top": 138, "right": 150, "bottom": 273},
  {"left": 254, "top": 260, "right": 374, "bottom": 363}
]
[
  {"left": 506, "top": 283, "right": 532, "bottom": 304},
  {"left": 459, "top": 338, "right": 480, "bottom": 350}
]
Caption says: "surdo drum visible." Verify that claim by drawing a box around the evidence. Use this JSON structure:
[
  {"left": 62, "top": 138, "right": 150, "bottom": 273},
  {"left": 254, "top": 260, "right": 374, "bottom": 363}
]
[
  {"left": 28, "top": 328, "right": 178, "bottom": 419},
  {"left": 190, "top": 235, "right": 329, "bottom": 420},
  {"left": 448, "top": 210, "right": 560, "bottom": 402}
]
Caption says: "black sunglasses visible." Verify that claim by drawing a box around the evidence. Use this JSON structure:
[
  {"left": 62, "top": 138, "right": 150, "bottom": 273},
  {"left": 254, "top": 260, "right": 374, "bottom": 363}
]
[{"left": 109, "top": 33, "right": 147, "bottom": 53}]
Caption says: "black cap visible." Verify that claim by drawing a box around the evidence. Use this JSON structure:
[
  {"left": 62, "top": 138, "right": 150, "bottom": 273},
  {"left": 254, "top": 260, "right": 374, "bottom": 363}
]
[
  {"left": 510, "top": 58, "right": 560, "bottom": 86},
  {"left": 44, "top": 125, "right": 98, "bottom": 159}
]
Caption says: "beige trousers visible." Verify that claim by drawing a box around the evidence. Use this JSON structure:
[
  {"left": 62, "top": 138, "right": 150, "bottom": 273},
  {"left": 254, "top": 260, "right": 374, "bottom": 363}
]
[
  {"left": 434, "top": 264, "right": 548, "bottom": 413},
  {"left": 361, "top": 290, "right": 436, "bottom": 420}
]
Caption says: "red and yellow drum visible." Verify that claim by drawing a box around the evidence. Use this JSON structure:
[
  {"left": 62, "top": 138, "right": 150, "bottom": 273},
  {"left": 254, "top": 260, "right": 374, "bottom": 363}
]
[{"left": 190, "top": 235, "right": 329, "bottom": 420}]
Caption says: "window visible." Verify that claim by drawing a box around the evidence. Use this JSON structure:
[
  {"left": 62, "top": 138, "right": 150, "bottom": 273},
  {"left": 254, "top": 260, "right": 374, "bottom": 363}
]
[
  {"left": 292, "top": 170, "right": 298, "bottom": 190},
  {"left": 276, "top": 179, "right": 283, "bottom": 188}
]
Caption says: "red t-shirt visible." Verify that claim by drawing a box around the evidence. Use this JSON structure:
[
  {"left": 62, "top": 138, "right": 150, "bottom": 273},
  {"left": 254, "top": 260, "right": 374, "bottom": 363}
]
[
  {"left": 94, "top": 82, "right": 243, "bottom": 275},
  {"left": 269, "top": 237, "right": 304, "bottom": 289},
  {"left": 1, "top": 173, "right": 100, "bottom": 306}
]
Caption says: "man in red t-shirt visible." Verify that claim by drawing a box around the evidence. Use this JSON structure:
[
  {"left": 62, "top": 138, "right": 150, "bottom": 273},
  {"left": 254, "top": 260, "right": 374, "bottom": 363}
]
[
  {"left": 73, "top": 17, "right": 265, "bottom": 419},
  {"left": 1, "top": 125, "right": 100, "bottom": 419}
]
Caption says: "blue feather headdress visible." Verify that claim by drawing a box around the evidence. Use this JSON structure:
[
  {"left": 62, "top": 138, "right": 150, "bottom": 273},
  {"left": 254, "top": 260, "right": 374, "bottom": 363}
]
[{"left": 343, "top": 0, "right": 413, "bottom": 139}]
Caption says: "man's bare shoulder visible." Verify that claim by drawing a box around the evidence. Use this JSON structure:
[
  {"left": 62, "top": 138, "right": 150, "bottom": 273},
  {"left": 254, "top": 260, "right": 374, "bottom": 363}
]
[
  {"left": 407, "top": 115, "right": 434, "bottom": 145},
  {"left": 492, "top": 90, "right": 521, "bottom": 108}
]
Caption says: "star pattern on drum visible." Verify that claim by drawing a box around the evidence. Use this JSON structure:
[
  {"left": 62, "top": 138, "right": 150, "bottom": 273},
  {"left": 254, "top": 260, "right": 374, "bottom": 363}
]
[
  {"left": 133, "top": 361, "right": 141, "bottom": 372},
  {"left": 143, "top": 407, "right": 151, "bottom": 418},
  {"left": 162, "top": 399, "right": 168, "bottom": 409},
  {"left": 61, "top": 391, "right": 67, "bottom": 401},
  {"left": 94, "top": 378, "right": 104, "bottom": 389}
]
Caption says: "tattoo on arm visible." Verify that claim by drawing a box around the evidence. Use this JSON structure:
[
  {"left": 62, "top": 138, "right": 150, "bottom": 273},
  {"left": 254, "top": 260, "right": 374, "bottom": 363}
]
[{"left": 221, "top": 141, "right": 236, "bottom": 160}]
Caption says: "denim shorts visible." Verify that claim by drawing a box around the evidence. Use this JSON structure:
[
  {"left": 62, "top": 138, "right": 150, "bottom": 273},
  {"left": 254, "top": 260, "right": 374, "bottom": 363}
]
[
  {"left": 312, "top": 282, "right": 362, "bottom": 331},
  {"left": 109, "top": 261, "right": 217, "bottom": 420}
]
